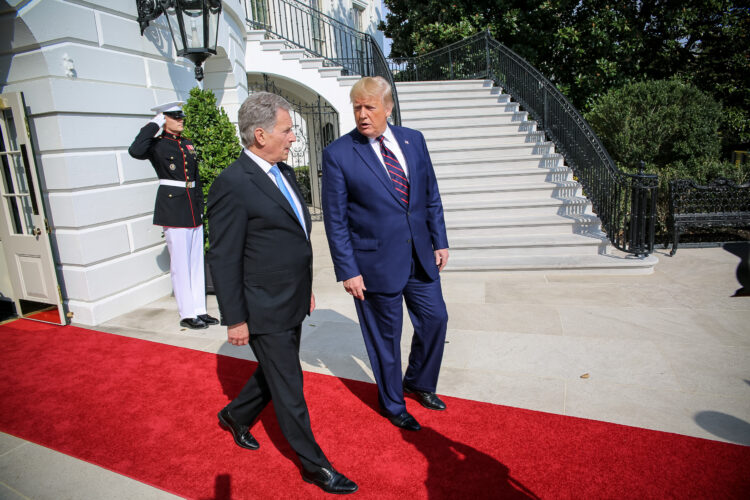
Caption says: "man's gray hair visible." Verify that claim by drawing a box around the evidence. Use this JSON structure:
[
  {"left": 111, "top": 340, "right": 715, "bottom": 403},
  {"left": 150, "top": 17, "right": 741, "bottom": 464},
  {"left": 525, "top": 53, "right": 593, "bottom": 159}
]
[{"left": 238, "top": 92, "right": 292, "bottom": 148}]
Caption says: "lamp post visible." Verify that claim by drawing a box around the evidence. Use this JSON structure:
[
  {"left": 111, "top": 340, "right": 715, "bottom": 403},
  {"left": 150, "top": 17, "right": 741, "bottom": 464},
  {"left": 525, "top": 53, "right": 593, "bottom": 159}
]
[{"left": 136, "top": 0, "right": 222, "bottom": 81}]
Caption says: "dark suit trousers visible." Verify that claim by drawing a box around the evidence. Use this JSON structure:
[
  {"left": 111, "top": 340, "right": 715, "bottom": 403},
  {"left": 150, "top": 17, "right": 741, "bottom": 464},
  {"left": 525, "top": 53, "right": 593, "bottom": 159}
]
[
  {"left": 354, "top": 257, "right": 449, "bottom": 416},
  {"left": 226, "top": 325, "right": 331, "bottom": 472}
]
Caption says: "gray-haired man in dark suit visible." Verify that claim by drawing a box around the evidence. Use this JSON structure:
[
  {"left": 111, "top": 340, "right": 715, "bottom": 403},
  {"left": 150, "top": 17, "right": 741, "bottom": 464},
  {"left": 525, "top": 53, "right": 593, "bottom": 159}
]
[{"left": 208, "top": 92, "right": 357, "bottom": 495}]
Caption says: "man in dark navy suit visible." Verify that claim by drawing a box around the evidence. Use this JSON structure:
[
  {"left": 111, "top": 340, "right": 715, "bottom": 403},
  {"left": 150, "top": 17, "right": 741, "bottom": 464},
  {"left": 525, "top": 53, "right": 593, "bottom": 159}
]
[
  {"left": 129, "top": 101, "right": 218, "bottom": 330},
  {"left": 322, "top": 77, "right": 450, "bottom": 432},
  {"left": 207, "top": 92, "right": 357, "bottom": 495}
]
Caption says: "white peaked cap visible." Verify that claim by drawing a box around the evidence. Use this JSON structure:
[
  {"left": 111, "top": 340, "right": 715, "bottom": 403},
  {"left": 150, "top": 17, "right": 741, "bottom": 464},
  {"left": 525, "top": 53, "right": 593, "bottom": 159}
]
[{"left": 150, "top": 101, "right": 185, "bottom": 113}]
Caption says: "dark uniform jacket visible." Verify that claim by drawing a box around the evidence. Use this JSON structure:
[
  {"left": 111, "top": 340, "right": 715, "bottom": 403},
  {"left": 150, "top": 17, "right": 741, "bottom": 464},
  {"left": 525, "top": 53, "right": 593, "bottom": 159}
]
[
  {"left": 128, "top": 122, "right": 203, "bottom": 228},
  {"left": 207, "top": 153, "right": 312, "bottom": 333}
]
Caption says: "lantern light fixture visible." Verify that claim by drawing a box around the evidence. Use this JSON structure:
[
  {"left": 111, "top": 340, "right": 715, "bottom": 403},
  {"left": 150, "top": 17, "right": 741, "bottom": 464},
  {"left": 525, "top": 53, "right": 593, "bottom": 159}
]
[{"left": 136, "top": 0, "right": 222, "bottom": 81}]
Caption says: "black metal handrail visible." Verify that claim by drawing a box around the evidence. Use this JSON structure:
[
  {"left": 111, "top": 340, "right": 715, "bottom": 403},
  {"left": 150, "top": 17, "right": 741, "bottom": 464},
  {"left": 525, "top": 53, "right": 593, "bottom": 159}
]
[
  {"left": 244, "top": 0, "right": 400, "bottom": 125},
  {"left": 390, "top": 31, "right": 656, "bottom": 255}
]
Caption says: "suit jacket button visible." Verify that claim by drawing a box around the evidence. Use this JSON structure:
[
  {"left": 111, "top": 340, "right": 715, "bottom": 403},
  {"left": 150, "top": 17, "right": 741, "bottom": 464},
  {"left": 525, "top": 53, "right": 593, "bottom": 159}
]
[
  {"left": 168, "top": 194, "right": 173, "bottom": 198},
  {"left": 407, "top": 239, "right": 411, "bottom": 243}
]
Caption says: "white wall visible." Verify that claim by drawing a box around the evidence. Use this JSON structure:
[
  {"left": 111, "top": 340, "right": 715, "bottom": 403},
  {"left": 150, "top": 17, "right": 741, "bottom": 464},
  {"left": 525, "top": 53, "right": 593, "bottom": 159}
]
[
  {"left": 0, "top": 0, "right": 382, "bottom": 325},
  {"left": 0, "top": 0, "right": 247, "bottom": 325}
]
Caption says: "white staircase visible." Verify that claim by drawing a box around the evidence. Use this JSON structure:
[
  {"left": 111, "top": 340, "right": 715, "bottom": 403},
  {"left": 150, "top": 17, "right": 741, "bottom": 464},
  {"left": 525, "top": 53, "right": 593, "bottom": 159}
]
[
  {"left": 397, "top": 80, "right": 658, "bottom": 274},
  {"left": 245, "top": 30, "right": 360, "bottom": 132}
]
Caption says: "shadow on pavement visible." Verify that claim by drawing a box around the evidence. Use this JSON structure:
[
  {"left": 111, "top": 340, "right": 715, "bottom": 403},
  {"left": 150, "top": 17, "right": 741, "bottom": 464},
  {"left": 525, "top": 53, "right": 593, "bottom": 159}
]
[{"left": 694, "top": 411, "right": 750, "bottom": 446}]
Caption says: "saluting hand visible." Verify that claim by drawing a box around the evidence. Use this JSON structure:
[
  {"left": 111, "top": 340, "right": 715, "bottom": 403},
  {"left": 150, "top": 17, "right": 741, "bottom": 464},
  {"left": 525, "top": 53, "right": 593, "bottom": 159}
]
[
  {"left": 227, "top": 322, "right": 250, "bottom": 346},
  {"left": 150, "top": 112, "right": 166, "bottom": 128}
]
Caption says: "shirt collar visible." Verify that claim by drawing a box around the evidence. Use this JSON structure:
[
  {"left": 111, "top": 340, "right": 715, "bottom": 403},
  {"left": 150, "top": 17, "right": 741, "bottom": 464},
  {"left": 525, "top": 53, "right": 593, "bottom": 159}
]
[
  {"left": 367, "top": 125, "right": 395, "bottom": 145},
  {"left": 161, "top": 131, "right": 181, "bottom": 140},
  {"left": 244, "top": 148, "right": 274, "bottom": 174}
]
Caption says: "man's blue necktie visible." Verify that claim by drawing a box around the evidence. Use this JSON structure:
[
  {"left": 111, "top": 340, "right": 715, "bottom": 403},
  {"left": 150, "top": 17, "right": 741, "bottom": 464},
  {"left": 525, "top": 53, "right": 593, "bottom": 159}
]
[{"left": 269, "top": 164, "right": 305, "bottom": 231}]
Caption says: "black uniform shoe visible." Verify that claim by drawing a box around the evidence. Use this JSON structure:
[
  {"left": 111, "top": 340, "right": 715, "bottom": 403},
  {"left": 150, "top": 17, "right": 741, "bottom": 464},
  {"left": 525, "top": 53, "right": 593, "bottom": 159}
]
[
  {"left": 404, "top": 384, "right": 447, "bottom": 410},
  {"left": 198, "top": 314, "right": 219, "bottom": 325},
  {"left": 302, "top": 466, "right": 358, "bottom": 494},
  {"left": 180, "top": 317, "right": 208, "bottom": 329},
  {"left": 382, "top": 410, "right": 421, "bottom": 431},
  {"left": 217, "top": 408, "right": 259, "bottom": 450}
]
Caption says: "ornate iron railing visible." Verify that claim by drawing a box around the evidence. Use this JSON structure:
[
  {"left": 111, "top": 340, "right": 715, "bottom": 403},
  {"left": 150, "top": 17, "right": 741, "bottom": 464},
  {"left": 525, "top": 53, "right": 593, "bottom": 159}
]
[
  {"left": 390, "top": 31, "right": 657, "bottom": 255},
  {"left": 244, "top": 0, "right": 400, "bottom": 125}
]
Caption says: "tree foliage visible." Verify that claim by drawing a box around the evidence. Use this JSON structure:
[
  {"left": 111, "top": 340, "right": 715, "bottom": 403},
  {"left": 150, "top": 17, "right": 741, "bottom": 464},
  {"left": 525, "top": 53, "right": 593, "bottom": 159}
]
[
  {"left": 182, "top": 87, "right": 242, "bottom": 209},
  {"left": 381, "top": 0, "right": 749, "bottom": 148},
  {"left": 585, "top": 79, "right": 723, "bottom": 172}
]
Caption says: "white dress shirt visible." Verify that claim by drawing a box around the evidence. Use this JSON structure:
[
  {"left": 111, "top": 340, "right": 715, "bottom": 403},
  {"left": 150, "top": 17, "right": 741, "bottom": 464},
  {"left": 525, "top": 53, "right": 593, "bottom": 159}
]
[
  {"left": 368, "top": 125, "right": 409, "bottom": 179},
  {"left": 244, "top": 149, "right": 307, "bottom": 235}
]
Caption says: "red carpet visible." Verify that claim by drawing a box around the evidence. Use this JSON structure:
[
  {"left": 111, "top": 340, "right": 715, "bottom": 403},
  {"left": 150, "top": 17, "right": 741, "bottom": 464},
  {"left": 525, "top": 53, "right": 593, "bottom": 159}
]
[{"left": 1, "top": 321, "right": 748, "bottom": 499}]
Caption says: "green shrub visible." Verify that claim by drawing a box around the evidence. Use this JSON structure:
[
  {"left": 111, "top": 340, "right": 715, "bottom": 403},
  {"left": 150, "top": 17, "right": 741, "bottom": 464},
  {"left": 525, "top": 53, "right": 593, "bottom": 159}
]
[
  {"left": 585, "top": 79, "right": 724, "bottom": 173},
  {"left": 182, "top": 87, "right": 242, "bottom": 247},
  {"left": 182, "top": 87, "right": 242, "bottom": 214},
  {"left": 294, "top": 166, "right": 312, "bottom": 204}
]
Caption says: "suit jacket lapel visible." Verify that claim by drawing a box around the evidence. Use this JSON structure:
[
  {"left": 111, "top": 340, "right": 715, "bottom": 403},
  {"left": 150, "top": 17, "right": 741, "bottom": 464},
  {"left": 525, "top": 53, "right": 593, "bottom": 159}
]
[
  {"left": 240, "top": 154, "right": 307, "bottom": 236},
  {"left": 351, "top": 130, "right": 406, "bottom": 208}
]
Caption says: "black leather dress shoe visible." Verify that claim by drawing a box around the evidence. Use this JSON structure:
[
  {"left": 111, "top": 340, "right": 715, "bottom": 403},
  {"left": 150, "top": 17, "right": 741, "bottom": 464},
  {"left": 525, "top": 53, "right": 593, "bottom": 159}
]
[
  {"left": 180, "top": 317, "right": 208, "bottom": 329},
  {"left": 404, "top": 385, "right": 447, "bottom": 410},
  {"left": 383, "top": 411, "right": 421, "bottom": 431},
  {"left": 302, "top": 466, "right": 358, "bottom": 494},
  {"left": 217, "top": 409, "right": 259, "bottom": 450},
  {"left": 198, "top": 314, "right": 219, "bottom": 325}
]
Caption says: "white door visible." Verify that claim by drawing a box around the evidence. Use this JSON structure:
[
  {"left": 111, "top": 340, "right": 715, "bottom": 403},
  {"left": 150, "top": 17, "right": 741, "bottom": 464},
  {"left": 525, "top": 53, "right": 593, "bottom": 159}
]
[{"left": 0, "top": 92, "right": 65, "bottom": 325}]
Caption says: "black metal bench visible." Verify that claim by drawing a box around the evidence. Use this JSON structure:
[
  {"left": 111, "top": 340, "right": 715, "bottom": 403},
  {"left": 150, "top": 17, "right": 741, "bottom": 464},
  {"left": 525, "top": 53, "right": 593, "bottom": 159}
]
[{"left": 668, "top": 178, "right": 750, "bottom": 255}]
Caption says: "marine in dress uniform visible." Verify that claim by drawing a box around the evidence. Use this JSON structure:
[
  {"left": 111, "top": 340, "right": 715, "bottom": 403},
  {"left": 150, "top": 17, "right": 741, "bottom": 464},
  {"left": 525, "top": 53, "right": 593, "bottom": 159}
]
[{"left": 128, "top": 101, "right": 218, "bottom": 330}]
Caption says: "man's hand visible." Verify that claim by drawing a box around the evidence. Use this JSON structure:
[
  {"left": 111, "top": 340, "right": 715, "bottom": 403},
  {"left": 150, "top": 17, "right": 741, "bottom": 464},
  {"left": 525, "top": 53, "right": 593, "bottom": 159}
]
[
  {"left": 150, "top": 113, "right": 166, "bottom": 128},
  {"left": 435, "top": 248, "right": 449, "bottom": 272},
  {"left": 343, "top": 275, "right": 366, "bottom": 300},
  {"left": 227, "top": 322, "right": 250, "bottom": 346},
  {"left": 310, "top": 292, "right": 316, "bottom": 314}
]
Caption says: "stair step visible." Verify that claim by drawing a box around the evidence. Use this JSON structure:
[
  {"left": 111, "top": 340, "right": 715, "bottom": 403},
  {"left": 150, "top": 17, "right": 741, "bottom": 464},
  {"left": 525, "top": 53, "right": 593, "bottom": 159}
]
[
  {"left": 422, "top": 123, "right": 539, "bottom": 139},
  {"left": 398, "top": 87, "right": 505, "bottom": 99},
  {"left": 443, "top": 197, "right": 591, "bottom": 218},
  {"left": 247, "top": 30, "right": 267, "bottom": 42},
  {"left": 318, "top": 67, "right": 343, "bottom": 78},
  {"left": 427, "top": 132, "right": 546, "bottom": 149},
  {"left": 446, "top": 214, "right": 601, "bottom": 237},
  {"left": 432, "top": 154, "right": 564, "bottom": 170},
  {"left": 440, "top": 181, "right": 580, "bottom": 202},
  {"left": 405, "top": 113, "right": 529, "bottom": 128},
  {"left": 399, "top": 95, "right": 512, "bottom": 110},
  {"left": 444, "top": 254, "right": 658, "bottom": 275},
  {"left": 437, "top": 166, "right": 572, "bottom": 181},
  {"left": 280, "top": 49, "right": 306, "bottom": 60},
  {"left": 299, "top": 58, "right": 326, "bottom": 69},
  {"left": 402, "top": 103, "right": 520, "bottom": 120},
  {"left": 450, "top": 233, "right": 607, "bottom": 257},
  {"left": 431, "top": 143, "right": 555, "bottom": 161},
  {"left": 260, "top": 39, "right": 288, "bottom": 51},
  {"left": 396, "top": 80, "right": 495, "bottom": 91}
]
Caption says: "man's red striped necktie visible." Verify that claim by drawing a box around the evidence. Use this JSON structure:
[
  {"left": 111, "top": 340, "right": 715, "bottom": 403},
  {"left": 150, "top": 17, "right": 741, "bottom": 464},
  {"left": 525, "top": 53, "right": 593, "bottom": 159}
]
[{"left": 377, "top": 135, "right": 409, "bottom": 205}]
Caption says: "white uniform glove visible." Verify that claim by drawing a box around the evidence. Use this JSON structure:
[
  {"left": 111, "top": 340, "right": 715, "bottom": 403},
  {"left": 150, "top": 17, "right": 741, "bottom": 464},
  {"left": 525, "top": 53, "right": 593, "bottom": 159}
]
[{"left": 150, "top": 113, "right": 166, "bottom": 128}]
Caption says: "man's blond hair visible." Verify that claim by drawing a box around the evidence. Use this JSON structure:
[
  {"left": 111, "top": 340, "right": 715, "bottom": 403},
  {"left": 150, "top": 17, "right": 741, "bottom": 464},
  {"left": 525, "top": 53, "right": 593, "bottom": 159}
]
[{"left": 349, "top": 76, "right": 394, "bottom": 108}]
